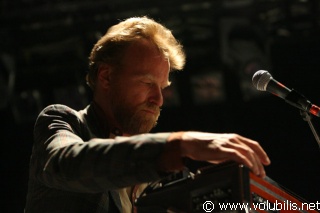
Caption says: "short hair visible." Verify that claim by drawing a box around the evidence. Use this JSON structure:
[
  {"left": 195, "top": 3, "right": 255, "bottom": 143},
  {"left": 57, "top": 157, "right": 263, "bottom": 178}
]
[{"left": 87, "top": 16, "right": 186, "bottom": 90}]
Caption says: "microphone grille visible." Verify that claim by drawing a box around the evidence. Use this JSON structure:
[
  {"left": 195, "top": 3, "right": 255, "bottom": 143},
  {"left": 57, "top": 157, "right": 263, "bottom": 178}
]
[{"left": 252, "top": 70, "right": 272, "bottom": 91}]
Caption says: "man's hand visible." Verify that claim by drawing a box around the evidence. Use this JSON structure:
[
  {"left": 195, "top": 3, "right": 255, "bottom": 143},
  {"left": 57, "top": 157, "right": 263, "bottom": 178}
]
[{"left": 167, "top": 131, "right": 271, "bottom": 178}]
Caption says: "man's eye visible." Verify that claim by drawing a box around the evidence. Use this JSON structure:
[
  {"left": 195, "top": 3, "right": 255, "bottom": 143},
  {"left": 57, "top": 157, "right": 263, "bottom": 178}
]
[{"left": 142, "top": 81, "right": 152, "bottom": 85}]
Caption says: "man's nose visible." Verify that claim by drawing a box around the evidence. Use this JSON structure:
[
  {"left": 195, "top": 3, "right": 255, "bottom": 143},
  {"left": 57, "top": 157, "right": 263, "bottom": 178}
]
[{"left": 148, "top": 86, "right": 163, "bottom": 107}]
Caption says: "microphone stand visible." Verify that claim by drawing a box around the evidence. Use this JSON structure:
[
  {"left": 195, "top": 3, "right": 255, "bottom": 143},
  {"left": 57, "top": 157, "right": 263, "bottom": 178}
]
[{"left": 300, "top": 110, "right": 320, "bottom": 149}]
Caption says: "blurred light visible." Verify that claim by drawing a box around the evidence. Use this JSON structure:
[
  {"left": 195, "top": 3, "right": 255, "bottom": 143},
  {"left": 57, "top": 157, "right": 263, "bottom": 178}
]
[{"left": 191, "top": 71, "right": 226, "bottom": 105}]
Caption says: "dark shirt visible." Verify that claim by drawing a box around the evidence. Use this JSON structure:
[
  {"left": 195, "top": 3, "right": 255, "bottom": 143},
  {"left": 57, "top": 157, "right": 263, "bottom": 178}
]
[{"left": 25, "top": 103, "right": 172, "bottom": 213}]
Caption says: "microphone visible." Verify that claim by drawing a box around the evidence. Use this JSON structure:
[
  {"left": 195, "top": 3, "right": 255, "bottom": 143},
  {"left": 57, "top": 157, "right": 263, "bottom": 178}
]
[{"left": 252, "top": 70, "right": 320, "bottom": 117}]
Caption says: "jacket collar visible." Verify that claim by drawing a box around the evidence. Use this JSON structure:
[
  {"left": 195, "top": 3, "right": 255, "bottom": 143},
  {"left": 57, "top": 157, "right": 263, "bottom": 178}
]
[{"left": 84, "top": 101, "right": 122, "bottom": 138}]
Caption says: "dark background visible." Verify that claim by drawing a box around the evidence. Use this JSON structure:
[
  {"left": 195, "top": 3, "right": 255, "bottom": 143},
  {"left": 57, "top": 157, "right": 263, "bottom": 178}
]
[{"left": 1, "top": 0, "right": 320, "bottom": 212}]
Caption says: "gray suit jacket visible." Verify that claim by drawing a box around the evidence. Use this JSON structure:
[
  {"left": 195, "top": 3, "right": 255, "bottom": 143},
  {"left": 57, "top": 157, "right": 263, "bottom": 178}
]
[{"left": 25, "top": 103, "right": 171, "bottom": 212}]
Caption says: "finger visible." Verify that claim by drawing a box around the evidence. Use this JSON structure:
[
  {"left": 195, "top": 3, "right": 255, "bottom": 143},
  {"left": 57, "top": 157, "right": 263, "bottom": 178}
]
[
  {"left": 217, "top": 141, "right": 261, "bottom": 176},
  {"left": 254, "top": 153, "right": 266, "bottom": 178},
  {"left": 225, "top": 147, "right": 266, "bottom": 178},
  {"left": 207, "top": 144, "right": 254, "bottom": 171},
  {"left": 236, "top": 135, "right": 271, "bottom": 165},
  {"left": 221, "top": 148, "right": 254, "bottom": 171}
]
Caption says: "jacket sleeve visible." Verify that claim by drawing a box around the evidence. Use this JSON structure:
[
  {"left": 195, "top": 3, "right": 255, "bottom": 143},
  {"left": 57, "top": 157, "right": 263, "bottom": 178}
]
[{"left": 29, "top": 104, "right": 172, "bottom": 193}]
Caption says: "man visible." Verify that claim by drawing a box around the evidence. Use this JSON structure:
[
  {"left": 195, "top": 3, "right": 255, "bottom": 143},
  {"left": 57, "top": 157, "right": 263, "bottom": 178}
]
[{"left": 25, "top": 16, "right": 270, "bottom": 213}]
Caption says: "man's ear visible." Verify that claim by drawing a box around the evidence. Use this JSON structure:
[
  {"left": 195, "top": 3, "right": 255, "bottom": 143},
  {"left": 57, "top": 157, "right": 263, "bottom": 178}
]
[{"left": 97, "top": 63, "right": 112, "bottom": 89}]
